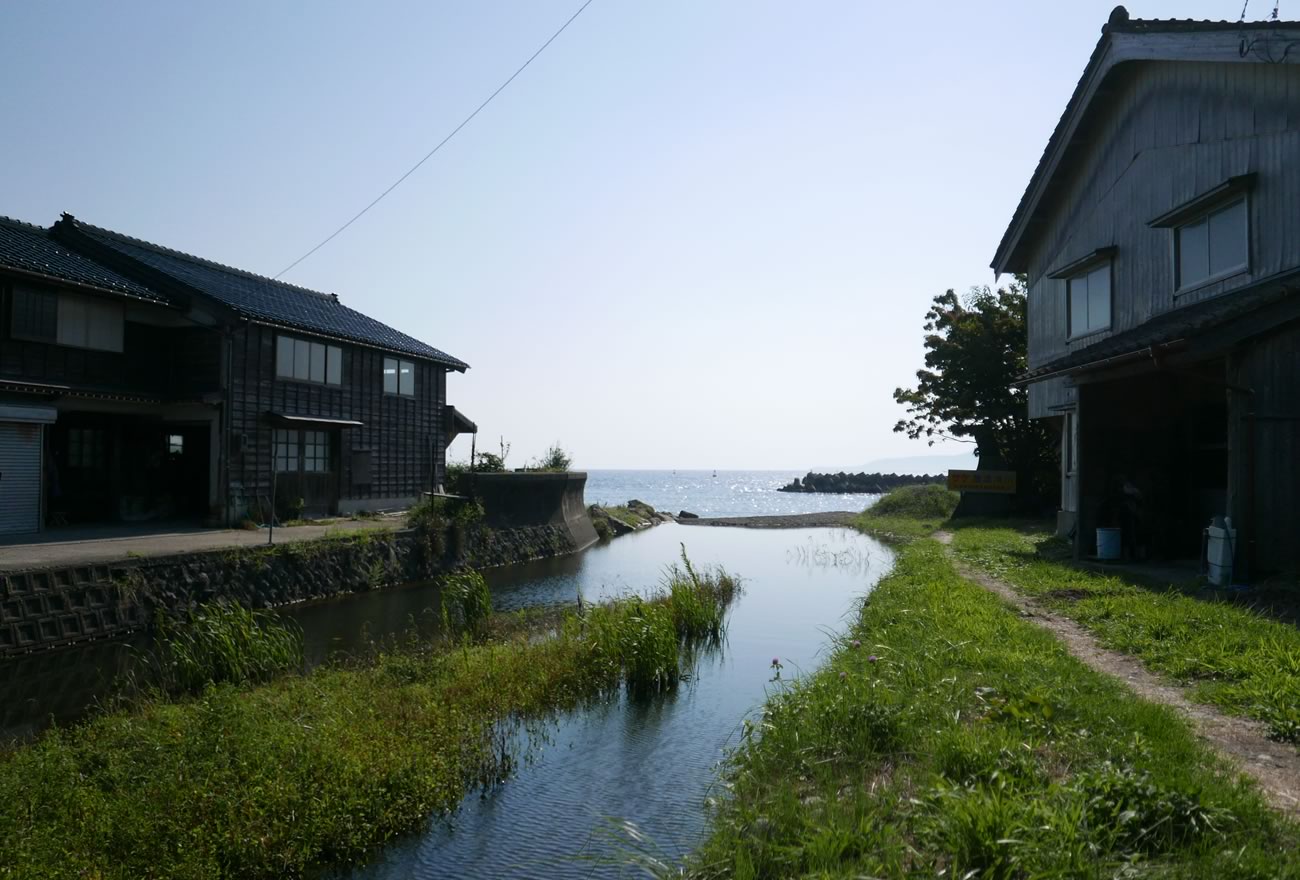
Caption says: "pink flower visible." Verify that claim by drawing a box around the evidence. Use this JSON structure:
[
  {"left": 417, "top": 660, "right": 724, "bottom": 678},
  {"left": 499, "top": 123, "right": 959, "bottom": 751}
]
[
  {"left": 851, "top": 639, "right": 861, "bottom": 649},
  {"left": 868, "top": 654, "right": 879, "bottom": 663},
  {"left": 838, "top": 671, "right": 847, "bottom": 681},
  {"left": 771, "top": 657, "right": 780, "bottom": 666}
]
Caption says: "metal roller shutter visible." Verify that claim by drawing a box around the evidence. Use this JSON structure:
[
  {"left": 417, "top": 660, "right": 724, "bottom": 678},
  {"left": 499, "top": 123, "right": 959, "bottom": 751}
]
[{"left": 0, "top": 422, "right": 43, "bottom": 535}]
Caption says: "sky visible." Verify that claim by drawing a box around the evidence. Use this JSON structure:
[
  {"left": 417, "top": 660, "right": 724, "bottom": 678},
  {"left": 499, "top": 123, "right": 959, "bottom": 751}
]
[{"left": 0, "top": 1, "right": 1260, "bottom": 469}]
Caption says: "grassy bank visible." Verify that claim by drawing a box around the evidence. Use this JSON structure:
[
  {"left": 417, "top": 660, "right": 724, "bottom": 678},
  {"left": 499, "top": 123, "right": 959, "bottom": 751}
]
[
  {"left": 0, "top": 561, "right": 738, "bottom": 879},
  {"left": 688, "top": 535, "right": 1298, "bottom": 877},
  {"left": 952, "top": 525, "right": 1300, "bottom": 746},
  {"left": 589, "top": 499, "right": 661, "bottom": 540},
  {"left": 854, "top": 482, "right": 958, "bottom": 540}
]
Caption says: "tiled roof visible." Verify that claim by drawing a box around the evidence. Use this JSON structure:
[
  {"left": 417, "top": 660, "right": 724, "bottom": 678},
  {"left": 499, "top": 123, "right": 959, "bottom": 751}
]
[
  {"left": 61, "top": 217, "right": 469, "bottom": 370},
  {"left": 0, "top": 216, "right": 166, "bottom": 302},
  {"left": 1022, "top": 274, "right": 1300, "bottom": 381}
]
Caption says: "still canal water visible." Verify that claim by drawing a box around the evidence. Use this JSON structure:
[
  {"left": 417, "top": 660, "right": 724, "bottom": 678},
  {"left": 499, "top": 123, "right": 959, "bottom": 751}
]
[
  {"left": 328, "top": 522, "right": 891, "bottom": 879},
  {"left": 0, "top": 521, "right": 890, "bottom": 877}
]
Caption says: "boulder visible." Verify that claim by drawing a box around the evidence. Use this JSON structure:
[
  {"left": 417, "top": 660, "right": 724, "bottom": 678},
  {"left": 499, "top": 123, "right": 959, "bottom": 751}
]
[{"left": 678, "top": 510, "right": 699, "bottom": 519}]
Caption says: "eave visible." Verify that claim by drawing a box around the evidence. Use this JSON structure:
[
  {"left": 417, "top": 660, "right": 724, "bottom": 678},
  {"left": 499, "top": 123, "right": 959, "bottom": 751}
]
[{"left": 991, "top": 16, "right": 1300, "bottom": 277}]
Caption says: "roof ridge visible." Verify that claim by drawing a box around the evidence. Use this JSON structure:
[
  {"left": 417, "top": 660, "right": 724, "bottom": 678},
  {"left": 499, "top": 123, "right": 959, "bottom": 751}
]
[
  {"left": 0, "top": 214, "right": 57, "bottom": 235},
  {"left": 64, "top": 215, "right": 340, "bottom": 303}
]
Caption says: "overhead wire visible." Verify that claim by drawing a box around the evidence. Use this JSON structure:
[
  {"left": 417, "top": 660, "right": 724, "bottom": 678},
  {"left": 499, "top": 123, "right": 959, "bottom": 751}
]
[{"left": 274, "top": 0, "right": 597, "bottom": 279}]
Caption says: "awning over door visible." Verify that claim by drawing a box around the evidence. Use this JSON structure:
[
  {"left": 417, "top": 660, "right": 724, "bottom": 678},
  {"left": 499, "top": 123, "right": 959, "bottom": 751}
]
[{"left": 264, "top": 412, "right": 363, "bottom": 429}]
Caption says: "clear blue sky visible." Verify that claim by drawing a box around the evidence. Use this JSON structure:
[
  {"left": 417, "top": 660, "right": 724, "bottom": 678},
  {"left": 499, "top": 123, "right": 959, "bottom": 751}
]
[{"left": 0, "top": 1, "right": 1250, "bottom": 469}]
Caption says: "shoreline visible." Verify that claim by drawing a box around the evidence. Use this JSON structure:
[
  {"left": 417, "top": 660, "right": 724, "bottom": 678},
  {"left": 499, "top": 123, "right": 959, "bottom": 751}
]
[{"left": 677, "top": 511, "right": 860, "bottom": 529}]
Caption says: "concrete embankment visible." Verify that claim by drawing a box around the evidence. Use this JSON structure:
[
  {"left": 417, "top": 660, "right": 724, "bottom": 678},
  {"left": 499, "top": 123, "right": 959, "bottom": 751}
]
[{"left": 0, "top": 472, "right": 602, "bottom": 656}]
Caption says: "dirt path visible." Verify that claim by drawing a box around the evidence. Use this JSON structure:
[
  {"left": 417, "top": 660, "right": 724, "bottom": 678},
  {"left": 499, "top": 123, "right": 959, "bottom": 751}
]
[
  {"left": 934, "top": 530, "right": 1300, "bottom": 818},
  {"left": 677, "top": 512, "right": 859, "bottom": 529}
]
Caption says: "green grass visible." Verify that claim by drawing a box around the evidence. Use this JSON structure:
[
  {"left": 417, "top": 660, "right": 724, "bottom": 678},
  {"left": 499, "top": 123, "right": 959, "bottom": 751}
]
[
  {"left": 440, "top": 570, "right": 494, "bottom": 639},
  {"left": 0, "top": 559, "right": 739, "bottom": 879},
  {"left": 855, "top": 483, "right": 959, "bottom": 540},
  {"left": 687, "top": 538, "right": 1299, "bottom": 878},
  {"left": 153, "top": 602, "right": 304, "bottom": 695},
  {"left": 952, "top": 524, "right": 1300, "bottom": 745}
]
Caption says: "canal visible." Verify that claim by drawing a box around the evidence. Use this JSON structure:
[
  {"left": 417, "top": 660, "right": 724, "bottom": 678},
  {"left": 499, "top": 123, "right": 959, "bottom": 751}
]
[
  {"left": 0, "top": 520, "right": 889, "bottom": 877},
  {"left": 331, "top": 522, "right": 891, "bottom": 878}
]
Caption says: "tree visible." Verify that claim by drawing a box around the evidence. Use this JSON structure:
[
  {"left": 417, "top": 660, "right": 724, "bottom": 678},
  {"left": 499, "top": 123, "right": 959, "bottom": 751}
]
[{"left": 892, "top": 279, "right": 1056, "bottom": 503}]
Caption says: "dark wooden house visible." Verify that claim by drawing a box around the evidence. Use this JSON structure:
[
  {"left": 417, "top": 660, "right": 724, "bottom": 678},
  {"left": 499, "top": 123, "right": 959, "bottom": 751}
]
[
  {"left": 0, "top": 213, "right": 472, "bottom": 535},
  {"left": 995, "top": 7, "right": 1300, "bottom": 577}
]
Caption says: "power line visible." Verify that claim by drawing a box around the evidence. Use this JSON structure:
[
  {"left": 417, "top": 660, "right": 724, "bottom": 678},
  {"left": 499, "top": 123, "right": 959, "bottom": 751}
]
[{"left": 275, "top": 0, "right": 597, "bottom": 279}]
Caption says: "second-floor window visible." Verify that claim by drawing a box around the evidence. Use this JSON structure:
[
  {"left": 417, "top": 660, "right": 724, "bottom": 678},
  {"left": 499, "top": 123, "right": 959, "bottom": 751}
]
[
  {"left": 1176, "top": 197, "right": 1247, "bottom": 291},
  {"left": 276, "top": 334, "right": 342, "bottom": 385},
  {"left": 1067, "top": 262, "right": 1111, "bottom": 339},
  {"left": 383, "top": 357, "right": 415, "bottom": 396},
  {"left": 11, "top": 286, "right": 124, "bottom": 352}
]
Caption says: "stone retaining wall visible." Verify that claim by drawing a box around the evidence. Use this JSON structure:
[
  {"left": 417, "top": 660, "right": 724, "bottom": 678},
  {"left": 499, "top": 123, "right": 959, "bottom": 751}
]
[{"left": 0, "top": 522, "right": 575, "bottom": 656}]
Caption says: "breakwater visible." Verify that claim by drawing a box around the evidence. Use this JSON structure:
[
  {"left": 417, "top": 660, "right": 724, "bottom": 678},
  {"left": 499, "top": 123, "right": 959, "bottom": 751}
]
[{"left": 778, "top": 471, "right": 944, "bottom": 494}]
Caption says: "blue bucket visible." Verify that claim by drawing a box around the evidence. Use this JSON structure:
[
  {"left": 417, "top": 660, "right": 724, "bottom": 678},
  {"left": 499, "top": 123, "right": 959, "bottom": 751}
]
[{"left": 1096, "top": 527, "right": 1122, "bottom": 560}]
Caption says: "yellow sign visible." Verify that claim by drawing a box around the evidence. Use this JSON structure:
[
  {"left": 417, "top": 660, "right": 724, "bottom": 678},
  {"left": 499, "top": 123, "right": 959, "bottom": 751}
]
[{"left": 947, "top": 469, "right": 1017, "bottom": 494}]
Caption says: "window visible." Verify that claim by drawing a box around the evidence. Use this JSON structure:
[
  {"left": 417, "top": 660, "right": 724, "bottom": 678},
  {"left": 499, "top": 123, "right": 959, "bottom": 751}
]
[
  {"left": 276, "top": 335, "right": 342, "bottom": 385},
  {"left": 383, "top": 357, "right": 415, "bottom": 396},
  {"left": 274, "top": 429, "right": 299, "bottom": 472},
  {"left": 11, "top": 287, "right": 123, "bottom": 351},
  {"left": 303, "top": 431, "right": 330, "bottom": 473},
  {"left": 167, "top": 434, "right": 184, "bottom": 455},
  {"left": 67, "top": 428, "right": 106, "bottom": 469},
  {"left": 1067, "top": 262, "right": 1111, "bottom": 338},
  {"left": 1176, "top": 197, "right": 1248, "bottom": 290},
  {"left": 58, "top": 295, "right": 124, "bottom": 352},
  {"left": 11, "top": 286, "right": 57, "bottom": 342}
]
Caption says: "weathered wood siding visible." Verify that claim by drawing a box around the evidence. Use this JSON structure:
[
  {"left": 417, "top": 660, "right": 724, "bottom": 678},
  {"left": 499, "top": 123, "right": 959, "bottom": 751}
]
[
  {"left": 224, "top": 323, "right": 447, "bottom": 515},
  {"left": 0, "top": 279, "right": 220, "bottom": 396},
  {"left": 1227, "top": 324, "right": 1300, "bottom": 573},
  {"left": 1024, "top": 60, "right": 1300, "bottom": 374}
]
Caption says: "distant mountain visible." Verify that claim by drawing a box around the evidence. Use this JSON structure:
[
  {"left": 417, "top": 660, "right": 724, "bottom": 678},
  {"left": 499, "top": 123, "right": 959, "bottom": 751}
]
[{"left": 855, "top": 452, "right": 978, "bottom": 476}]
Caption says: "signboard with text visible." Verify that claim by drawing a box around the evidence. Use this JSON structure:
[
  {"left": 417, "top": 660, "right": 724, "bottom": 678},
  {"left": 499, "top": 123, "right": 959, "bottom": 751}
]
[{"left": 947, "top": 469, "right": 1017, "bottom": 495}]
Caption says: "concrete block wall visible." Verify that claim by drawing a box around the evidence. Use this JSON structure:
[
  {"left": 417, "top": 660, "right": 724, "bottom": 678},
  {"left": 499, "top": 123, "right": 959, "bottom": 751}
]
[{"left": 0, "top": 522, "right": 576, "bottom": 657}]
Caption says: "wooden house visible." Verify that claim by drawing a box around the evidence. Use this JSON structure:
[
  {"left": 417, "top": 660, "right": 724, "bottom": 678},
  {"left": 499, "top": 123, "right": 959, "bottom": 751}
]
[
  {"left": 994, "top": 7, "right": 1300, "bottom": 577},
  {"left": 0, "top": 214, "right": 472, "bottom": 535}
]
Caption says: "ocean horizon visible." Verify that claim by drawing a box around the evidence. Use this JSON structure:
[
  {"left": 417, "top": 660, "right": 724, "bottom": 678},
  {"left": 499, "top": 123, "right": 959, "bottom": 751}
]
[{"left": 582, "top": 468, "right": 881, "bottom": 519}]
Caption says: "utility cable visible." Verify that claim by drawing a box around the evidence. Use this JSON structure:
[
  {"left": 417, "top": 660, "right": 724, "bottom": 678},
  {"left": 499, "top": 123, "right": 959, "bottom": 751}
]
[{"left": 275, "top": 0, "right": 596, "bottom": 279}]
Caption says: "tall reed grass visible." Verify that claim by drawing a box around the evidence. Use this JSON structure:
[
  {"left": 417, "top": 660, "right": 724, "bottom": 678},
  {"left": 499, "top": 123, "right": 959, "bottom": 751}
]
[
  {"left": 579, "top": 547, "right": 741, "bottom": 692},
  {"left": 441, "top": 570, "right": 494, "bottom": 639},
  {"left": 154, "top": 602, "right": 303, "bottom": 694},
  {"left": 0, "top": 552, "right": 740, "bottom": 878}
]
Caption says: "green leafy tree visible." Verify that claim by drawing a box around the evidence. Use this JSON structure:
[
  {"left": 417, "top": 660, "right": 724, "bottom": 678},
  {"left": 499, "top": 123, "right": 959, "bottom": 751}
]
[{"left": 893, "top": 279, "right": 1057, "bottom": 503}]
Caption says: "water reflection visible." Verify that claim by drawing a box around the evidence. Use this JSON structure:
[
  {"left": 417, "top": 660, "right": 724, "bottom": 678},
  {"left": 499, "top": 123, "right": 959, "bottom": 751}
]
[
  {"left": 0, "top": 518, "right": 890, "bottom": 880},
  {"left": 347, "top": 524, "right": 891, "bottom": 879}
]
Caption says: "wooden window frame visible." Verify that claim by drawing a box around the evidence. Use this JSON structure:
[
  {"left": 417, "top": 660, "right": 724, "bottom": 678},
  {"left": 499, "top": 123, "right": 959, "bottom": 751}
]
[
  {"left": 9, "top": 285, "right": 58, "bottom": 344},
  {"left": 1148, "top": 174, "right": 1254, "bottom": 296},
  {"left": 1171, "top": 197, "right": 1250, "bottom": 294},
  {"left": 275, "top": 334, "right": 344, "bottom": 387},
  {"left": 1063, "top": 259, "right": 1113, "bottom": 341},
  {"left": 383, "top": 357, "right": 416, "bottom": 397}
]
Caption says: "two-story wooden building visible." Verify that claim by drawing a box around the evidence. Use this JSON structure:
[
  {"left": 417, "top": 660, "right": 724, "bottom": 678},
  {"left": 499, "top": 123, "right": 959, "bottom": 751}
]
[
  {"left": 995, "top": 7, "right": 1300, "bottom": 577},
  {"left": 0, "top": 213, "right": 472, "bottom": 536}
]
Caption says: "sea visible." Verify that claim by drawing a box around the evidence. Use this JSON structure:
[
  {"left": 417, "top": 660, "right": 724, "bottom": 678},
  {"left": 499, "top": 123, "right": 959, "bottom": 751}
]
[{"left": 583, "top": 469, "right": 879, "bottom": 518}]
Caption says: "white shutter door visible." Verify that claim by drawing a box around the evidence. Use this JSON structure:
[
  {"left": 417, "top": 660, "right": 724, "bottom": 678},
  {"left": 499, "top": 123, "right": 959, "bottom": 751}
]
[{"left": 0, "top": 422, "right": 42, "bottom": 534}]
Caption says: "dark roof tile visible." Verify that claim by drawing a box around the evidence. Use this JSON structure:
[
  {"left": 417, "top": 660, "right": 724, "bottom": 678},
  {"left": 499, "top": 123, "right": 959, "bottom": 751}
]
[
  {"left": 0, "top": 216, "right": 166, "bottom": 302},
  {"left": 64, "top": 217, "right": 468, "bottom": 370}
]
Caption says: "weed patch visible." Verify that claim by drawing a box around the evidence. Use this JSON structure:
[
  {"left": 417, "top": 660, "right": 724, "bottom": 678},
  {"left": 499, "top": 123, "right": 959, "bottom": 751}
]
[
  {"left": 856, "top": 484, "right": 958, "bottom": 540},
  {"left": 0, "top": 555, "right": 740, "bottom": 879},
  {"left": 687, "top": 539, "right": 1299, "bottom": 878},
  {"left": 952, "top": 526, "right": 1300, "bottom": 745}
]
